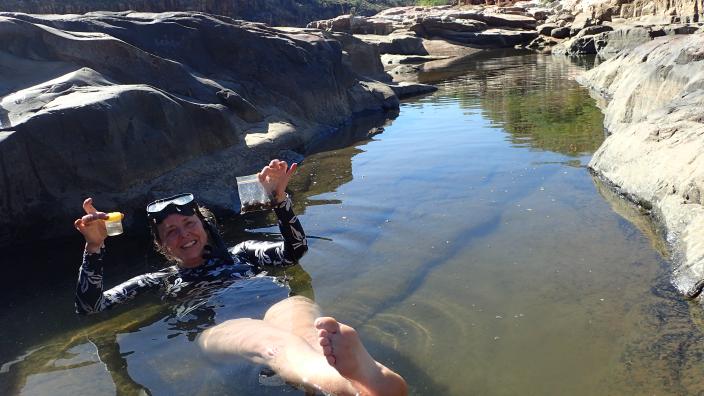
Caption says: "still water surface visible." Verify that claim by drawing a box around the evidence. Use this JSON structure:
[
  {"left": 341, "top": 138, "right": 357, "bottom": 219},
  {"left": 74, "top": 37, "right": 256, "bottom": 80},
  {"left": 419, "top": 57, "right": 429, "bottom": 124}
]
[{"left": 3, "top": 53, "right": 704, "bottom": 395}]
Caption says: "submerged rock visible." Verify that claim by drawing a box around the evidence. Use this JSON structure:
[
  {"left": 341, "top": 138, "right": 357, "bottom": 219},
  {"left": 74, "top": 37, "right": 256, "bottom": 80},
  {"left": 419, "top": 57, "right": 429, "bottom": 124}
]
[
  {"left": 0, "top": 11, "right": 406, "bottom": 246},
  {"left": 578, "top": 33, "right": 704, "bottom": 298}
]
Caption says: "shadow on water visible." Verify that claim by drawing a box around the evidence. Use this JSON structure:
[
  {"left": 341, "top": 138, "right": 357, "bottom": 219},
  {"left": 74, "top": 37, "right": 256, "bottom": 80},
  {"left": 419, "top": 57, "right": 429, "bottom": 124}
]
[
  {"left": 590, "top": 173, "right": 670, "bottom": 259},
  {"left": 304, "top": 109, "right": 399, "bottom": 156},
  {"left": 363, "top": 337, "right": 451, "bottom": 396}
]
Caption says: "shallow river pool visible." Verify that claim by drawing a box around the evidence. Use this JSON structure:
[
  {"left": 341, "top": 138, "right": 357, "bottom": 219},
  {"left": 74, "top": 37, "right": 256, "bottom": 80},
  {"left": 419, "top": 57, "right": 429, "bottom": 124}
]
[{"left": 3, "top": 53, "right": 704, "bottom": 395}]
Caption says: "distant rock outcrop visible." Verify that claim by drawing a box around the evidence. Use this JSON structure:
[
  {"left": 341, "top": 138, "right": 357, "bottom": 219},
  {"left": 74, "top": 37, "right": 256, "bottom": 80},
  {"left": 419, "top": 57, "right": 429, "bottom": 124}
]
[
  {"left": 0, "top": 11, "right": 414, "bottom": 246},
  {"left": 308, "top": 5, "right": 543, "bottom": 48},
  {"left": 0, "top": 0, "right": 417, "bottom": 27},
  {"left": 528, "top": 0, "right": 703, "bottom": 55},
  {"left": 567, "top": 0, "right": 703, "bottom": 24}
]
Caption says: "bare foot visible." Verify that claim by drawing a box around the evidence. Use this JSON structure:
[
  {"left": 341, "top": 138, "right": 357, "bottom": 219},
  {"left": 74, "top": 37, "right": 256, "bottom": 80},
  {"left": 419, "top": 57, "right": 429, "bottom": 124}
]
[{"left": 315, "top": 317, "right": 408, "bottom": 396}]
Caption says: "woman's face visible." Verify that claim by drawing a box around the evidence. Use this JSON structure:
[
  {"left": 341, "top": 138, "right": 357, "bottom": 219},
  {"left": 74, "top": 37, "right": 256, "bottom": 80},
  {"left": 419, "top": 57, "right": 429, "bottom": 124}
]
[{"left": 157, "top": 213, "right": 208, "bottom": 268}]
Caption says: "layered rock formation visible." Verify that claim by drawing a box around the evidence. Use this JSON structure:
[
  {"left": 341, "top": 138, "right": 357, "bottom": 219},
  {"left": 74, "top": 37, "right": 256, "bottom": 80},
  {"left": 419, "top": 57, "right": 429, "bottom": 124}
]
[
  {"left": 525, "top": 0, "right": 703, "bottom": 55},
  {"left": 308, "top": 5, "right": 542, "bottom": 48},
  {"left": 307, "top": 4, "right": 552, "bottom": 83},
  {"left": 568, "top": 0, "right": 703, "bottom": 24},
  {"left": 577, "top": 33, "right": 704, "bottom": 297},
  {"left": 0, "top": 0, "right": 417, "bottom": 27},
  {"left": 0, "top": 11, "right": 412, "bottom": 246}
]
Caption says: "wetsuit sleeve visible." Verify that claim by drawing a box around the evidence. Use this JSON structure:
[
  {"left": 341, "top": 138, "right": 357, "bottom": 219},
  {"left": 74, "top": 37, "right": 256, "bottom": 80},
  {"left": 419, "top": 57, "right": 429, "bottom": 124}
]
[
  {"left": 75, "top": 248, "right": 164, "bottom": 315},
  {"left": 231, "top": 194, "right": 308, "bottom": 267}
]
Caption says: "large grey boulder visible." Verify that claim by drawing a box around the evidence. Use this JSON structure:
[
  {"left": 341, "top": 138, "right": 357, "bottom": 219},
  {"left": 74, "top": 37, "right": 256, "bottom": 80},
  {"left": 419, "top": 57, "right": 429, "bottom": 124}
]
[
  {"left": 569, "top": 12, "right": 595, "bottom": 35},
  {"left": 574, "top": 0, "right": 704, "bottom": 25},
  {"left": 577, "top": 33, "right": 704, "bottom": 298},
  {"left": 409, "top": 16, "right": 487, "bottom": 36},
  {"left": 552, "top": 34, "right": 599, "bottom": 54},
  {"left": 526, "top": 35, "right": 562, "bottom": 53},
  {"left": 593, "top": 24, "right": 700, "bottom": 59},
  {"left": 474, "top": 12, "right": 538, "bottom": 30},
  {"left": 537, "top": 23, "right": 558, "bottom": 35},
  {"left": 0, "top": 12, "right": 403, "bottom": 245},
  {"left": 550, "top": 26, "right": 571, "bottom": 38},
  {"left": 357, "top": 31, "right": 429, "bottom": 55},
  {"left": 593, "top": 26, "right": 656, "bottom": 58},
  {"left": 307, "top": 14, "right": 395, "bottom": 35},
  {"left": 323, "top": 31, "right": 392, "bottom": 82},
  {"left": 413, "top": 26, "right": 538, "bottom": 47},
  {"left": 574, "top": 24, "right": 613, "bottom": 37}
]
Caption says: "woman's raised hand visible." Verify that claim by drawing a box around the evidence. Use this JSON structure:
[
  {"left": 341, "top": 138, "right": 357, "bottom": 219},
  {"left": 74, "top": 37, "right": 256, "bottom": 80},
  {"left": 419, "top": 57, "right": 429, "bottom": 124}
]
[
  {"left": 74, "top": 198, "right": 108, "bottom": 253},
  {"left": 258, "top": 159, "right": 298, "bottom": 204}
]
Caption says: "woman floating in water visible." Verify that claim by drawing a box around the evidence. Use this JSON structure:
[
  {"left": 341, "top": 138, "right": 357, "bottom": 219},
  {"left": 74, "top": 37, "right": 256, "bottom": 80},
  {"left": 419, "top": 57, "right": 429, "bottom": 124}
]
[{"left": 73, "top": 159, "right": 406, "bottom": 396}]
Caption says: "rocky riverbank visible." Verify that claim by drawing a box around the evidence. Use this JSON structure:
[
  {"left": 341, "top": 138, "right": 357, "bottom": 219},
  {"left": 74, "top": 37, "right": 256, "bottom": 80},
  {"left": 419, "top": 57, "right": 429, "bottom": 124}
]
[
  {"left": 577, "top": 32, "right": 704, "bottom": 298},
  {"left": 525, "top": 0, "right": 704, "bottom": 299},
  {"left": 525, "top": 0, "right": 703, "bottom": 55},
  {"left": 0, "top": 11, "right": 434, "bottom": 246},
  {"left": 308, "top": 3, "right": 549, "bottom": 82},
  {"left": 0, "top": 0, "right": 417, "bottom": 27}
]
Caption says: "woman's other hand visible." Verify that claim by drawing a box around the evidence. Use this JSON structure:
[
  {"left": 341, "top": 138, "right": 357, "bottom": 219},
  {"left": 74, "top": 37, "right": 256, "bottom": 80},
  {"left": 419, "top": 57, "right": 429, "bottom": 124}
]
[
  {"left": 74, "top": 198, "right": 108, "bottom": 253},
  {"left": 258, "top": 159, "right": 298, "bottom": 204}
]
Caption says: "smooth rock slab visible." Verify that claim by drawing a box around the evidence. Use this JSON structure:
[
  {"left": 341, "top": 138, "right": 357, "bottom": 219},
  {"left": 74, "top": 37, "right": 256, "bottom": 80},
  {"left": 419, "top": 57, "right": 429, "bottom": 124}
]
[
  {"left": 0, "top": 12, "right": 401, "bottom": 245},
  {"left": 357, "top": 32, "right": 428, "bottom": 55},
  {"left": 578, "top": 33, "right": 704, "bottom": 297}
]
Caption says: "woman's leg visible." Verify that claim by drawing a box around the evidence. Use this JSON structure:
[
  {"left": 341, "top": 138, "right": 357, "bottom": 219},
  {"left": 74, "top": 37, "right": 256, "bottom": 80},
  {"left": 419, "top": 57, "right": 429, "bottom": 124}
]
[
  {"left": 198, "top": 318, "right": 357, "bottom": 395},
  {"left": 197, "top": 316, "right": 408, "bottom": 396},
  {"left": 263, "top": 296, "right": 322, "bottom": 351}
]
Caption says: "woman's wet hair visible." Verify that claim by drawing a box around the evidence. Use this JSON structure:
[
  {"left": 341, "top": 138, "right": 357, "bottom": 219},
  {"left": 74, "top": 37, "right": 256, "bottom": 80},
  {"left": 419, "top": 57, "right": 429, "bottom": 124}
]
[{"left": 149, "top": 205, "right": 216, "bottom": 262}]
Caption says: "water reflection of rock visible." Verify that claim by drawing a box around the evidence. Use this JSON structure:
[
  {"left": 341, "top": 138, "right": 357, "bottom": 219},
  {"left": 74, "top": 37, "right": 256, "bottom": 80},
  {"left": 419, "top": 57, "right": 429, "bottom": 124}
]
[
  {"left": 295, "top": 111, "right": 398, "bottom": 209},
  {"left": 591, "top": 173, "right": 669, "bottom": 258},
  {"left": 414, "top": 48, "right": 519, "bottom": 83},
  {"left": 435, "top": 53, "right": 605, "bottom": 157}
]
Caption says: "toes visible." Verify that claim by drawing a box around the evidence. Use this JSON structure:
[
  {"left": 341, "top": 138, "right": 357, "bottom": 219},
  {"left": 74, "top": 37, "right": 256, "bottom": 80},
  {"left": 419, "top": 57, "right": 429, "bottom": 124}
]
[
  {"left": 325, "top": 355, "right": 336, "bottom": 366},
  {"left": 319, "top": 336, "right": 330, "bottom": 347},
  {"left": 322, "top": 345, "right": 332, "bottom": 355},
  {"left": 314, "top": 317, "right": 340, "bottom": 334}
]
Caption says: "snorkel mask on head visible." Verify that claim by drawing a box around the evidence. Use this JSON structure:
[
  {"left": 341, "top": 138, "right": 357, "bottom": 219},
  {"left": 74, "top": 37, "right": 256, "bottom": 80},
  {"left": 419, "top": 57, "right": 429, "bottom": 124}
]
[
  {"left": 146, "top": 193, "right": 198, "bottom": 226},
  {"left": 146, "top": 193, "right": 234, "bottom": 264}
]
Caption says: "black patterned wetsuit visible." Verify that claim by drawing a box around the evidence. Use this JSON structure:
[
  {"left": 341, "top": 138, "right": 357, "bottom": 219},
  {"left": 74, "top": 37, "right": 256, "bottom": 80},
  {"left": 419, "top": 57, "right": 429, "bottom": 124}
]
[{"left": 75, "top": 196, "right": 307, "bottom": 315}]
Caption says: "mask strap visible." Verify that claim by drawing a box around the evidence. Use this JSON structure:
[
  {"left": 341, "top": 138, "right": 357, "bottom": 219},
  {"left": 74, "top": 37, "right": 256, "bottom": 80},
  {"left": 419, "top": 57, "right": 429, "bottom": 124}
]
[{"left": 201, "top": 221, "right": 234, "bottom": 265}]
